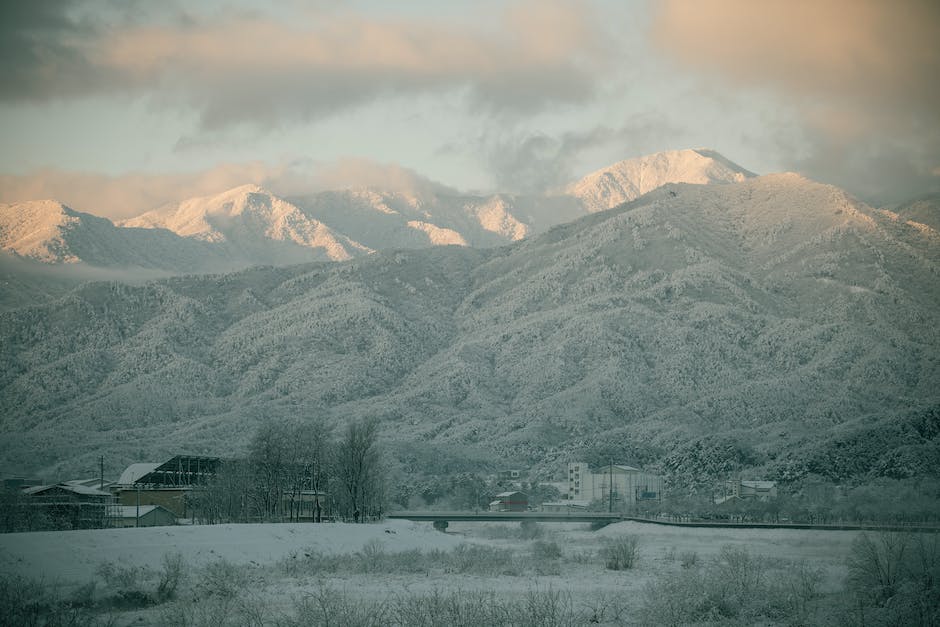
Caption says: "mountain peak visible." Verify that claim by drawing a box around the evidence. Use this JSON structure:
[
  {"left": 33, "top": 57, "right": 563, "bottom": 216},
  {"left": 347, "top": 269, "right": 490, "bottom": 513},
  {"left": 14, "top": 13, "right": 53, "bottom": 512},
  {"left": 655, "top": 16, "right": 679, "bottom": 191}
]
[
  {"left": 0, "top": 200, "right": 100, "bottom": 263},
  {"left": 567, "top": 148, "right": 756, "bottom": 213}
]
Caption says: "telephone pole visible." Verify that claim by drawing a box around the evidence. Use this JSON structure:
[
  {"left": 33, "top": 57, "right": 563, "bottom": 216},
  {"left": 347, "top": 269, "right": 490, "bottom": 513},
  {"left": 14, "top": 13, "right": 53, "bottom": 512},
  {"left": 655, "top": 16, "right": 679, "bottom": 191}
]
[{"left": 608, "top": 460, "right": 613, "bottom": 513}]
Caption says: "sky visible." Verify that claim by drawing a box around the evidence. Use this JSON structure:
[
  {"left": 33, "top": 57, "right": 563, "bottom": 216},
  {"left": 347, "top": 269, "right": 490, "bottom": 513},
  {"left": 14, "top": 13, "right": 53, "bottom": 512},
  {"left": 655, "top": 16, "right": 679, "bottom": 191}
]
[{"left": 0, "top": 0, "right": 938, "bottom": 218}]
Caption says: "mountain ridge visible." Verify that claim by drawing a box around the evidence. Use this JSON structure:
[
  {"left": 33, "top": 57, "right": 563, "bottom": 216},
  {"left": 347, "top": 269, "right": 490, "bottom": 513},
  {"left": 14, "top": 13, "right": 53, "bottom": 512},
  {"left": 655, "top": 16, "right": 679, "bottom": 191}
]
[
  {"left": 2, "top": 149, "right": 761, "bottom": 279},
  {"left": 2, "top": 173, "right": 937, "bottom": 485}
]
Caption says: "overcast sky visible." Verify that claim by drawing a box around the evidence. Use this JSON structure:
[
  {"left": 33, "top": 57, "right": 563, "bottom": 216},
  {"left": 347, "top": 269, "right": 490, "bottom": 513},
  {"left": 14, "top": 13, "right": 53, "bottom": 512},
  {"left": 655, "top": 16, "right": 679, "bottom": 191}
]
[{"left": 1, "top": 0, "right": 938, "bottom": 217}]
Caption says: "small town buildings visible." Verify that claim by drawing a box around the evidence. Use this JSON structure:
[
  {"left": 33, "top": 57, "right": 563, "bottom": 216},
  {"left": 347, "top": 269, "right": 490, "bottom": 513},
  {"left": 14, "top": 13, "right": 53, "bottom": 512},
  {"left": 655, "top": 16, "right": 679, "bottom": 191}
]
[
  {"left": 109, "top": 504, "right": 177, "bottom": 528},
  {"left": 566, "top": 462, "right": 663, "bottom": 507},
  {"left": 489, "top": 491, "right": 528, "bottom": 512},
  {"left": 21, "top": 483, "right": 113, "bottom": 529}
]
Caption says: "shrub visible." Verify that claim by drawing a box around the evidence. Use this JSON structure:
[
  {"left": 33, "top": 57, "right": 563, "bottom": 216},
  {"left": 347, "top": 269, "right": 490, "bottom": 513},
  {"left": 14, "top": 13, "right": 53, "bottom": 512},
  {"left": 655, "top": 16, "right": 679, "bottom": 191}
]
[
  {"left": 679, "top": 550, "right": 699, "bottom": 569},
  {"left": 519, "top": 520, "right": 544, "bottom": 539},
  {"left": 603, "top": 535, "right": 639, "bottom": 570},
  {"left": 96, "top": 561, "right": 155, "bottom": 607},
  {"left": 195, "top": 558, "right": 252, "bottom": 599},
  {"left": 531, "top": 540, "right": 563, "bottom": 561},
  {"left": 448, "top": 543, "right": 514, "bottom": 576},
  {"left": 639, "top": 545, "right": 823, "bottom": 625},
  {"left": 157, "top": 553, "right": 184, "bottom": 602},
  {"left": 846, "top": 531, "right": 940, "bottom": 626},
  {"left": 0, "top": 575, "right": 100, "bottom": 627},
  {"left": 291, "top": 584, "right": 389, "bottom": 627}
]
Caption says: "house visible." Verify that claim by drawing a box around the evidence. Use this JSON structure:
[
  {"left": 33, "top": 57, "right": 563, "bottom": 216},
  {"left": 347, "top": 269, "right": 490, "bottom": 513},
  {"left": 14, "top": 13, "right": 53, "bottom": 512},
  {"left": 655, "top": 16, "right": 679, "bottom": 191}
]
[
  {"left": 715, "top": 479, "right": 778, "bottom": 504},
  {"left": 566, "top": 462, "right": 663, "bottom": 507},
  {"left": 108, "top": 504, "right": 177, "bottom": 528},
  {"left": 489, "top": 491, "right": 528, "bottom": 512},
  {"left": 21, "top": 483, "right": 113, "bottom": 529},
  {"left": 116, "top": 455, "right": 222, "bottom": 518}
]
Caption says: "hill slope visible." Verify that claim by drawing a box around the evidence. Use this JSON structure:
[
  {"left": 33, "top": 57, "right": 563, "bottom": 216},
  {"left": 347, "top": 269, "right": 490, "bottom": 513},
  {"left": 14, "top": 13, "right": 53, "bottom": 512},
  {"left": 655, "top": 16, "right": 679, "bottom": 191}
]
[{"left": 2, "top": 174, "right": 937, "bottom": 484}]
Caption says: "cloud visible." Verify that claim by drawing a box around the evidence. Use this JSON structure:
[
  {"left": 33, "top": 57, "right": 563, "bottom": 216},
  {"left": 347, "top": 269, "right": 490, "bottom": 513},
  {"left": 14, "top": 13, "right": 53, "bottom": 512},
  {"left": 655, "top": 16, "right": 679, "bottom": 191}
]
[
  {"left": 0, "top": 1, "right": 607, "bottom": 129},
  {"left": 652, "top": 0, "right": 940, "bottom": 202},
  {"left": 475, "top": 114, "right": 684, "bottom": 194},
  {"left": 306, "top": 159, "right": 456, "bottom": 199},
  {"left": 0, "top": 160, "right": 456, "bottom": 219}
]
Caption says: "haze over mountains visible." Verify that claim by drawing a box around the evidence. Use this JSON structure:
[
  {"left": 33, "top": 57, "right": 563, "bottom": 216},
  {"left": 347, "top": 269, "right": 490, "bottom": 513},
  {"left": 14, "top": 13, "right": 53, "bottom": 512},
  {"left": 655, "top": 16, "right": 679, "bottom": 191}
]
[{"left": 1, "top": 155, "right": 937, "bottom": 484}]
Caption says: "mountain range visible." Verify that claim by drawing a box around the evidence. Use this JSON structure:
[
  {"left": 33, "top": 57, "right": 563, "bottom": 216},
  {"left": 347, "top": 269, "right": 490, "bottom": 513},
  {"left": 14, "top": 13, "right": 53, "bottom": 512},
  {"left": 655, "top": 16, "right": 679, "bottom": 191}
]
[
  {"left": 1, "top": 161, "right": 937, "bottom": 486},
  {"left": 1, "top": 149, "right": 754, "bottom": 280}
]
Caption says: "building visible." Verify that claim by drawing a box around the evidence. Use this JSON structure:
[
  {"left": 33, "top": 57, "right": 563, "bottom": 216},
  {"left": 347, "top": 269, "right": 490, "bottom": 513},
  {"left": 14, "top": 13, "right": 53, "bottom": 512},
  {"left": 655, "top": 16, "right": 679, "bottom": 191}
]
[
  {"left": 489, "top": 491, "right": 528, "bottom": 512},
  {"left": 108, "top": 504, "right": 177, "bottom": 528},
  {"left": 21, "top": 483, "right": 114, "bottom": 529},
  {"left": 566, "top": 462, "right": 662, "bottom": 507},
  {"left": 116, "top": 455, "right": 222, "bottom": 518},
  {"left": 715, "top": 479, "right": 777, "bottom": 504}
]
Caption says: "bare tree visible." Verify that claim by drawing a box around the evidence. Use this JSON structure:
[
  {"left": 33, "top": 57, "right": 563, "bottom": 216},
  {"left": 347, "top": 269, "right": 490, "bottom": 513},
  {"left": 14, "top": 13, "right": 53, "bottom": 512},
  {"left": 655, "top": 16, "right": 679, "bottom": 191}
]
[
  {"left": 334, "top": 418, "right": 384, "bottom": 522},
  {"left": 285, "top": 419, "right": 332, "bottom": 522},
  {"left": 249, "top": 420, "right": 291, "bottom": 521}
]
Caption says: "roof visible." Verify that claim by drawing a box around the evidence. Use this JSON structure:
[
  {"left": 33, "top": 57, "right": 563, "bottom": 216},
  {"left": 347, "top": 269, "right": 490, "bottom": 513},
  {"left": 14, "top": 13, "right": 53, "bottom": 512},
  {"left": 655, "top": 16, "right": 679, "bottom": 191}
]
[
  {"left": 108, "top": 505, "right": 173, "bottom": 518},
  {"left": 494, "top": 491, "right": 527, "bottom": 498},
  {"left": 542, "top": 500, "right": 590, "bottom": 508},
  {"left": 22, "top": 483, "right": 111, "bottom": 497},
  {"left": 64, "top": 478, "right": 115, "bottom": 489},
  {"left": 117, "top": 463, "right": 161, "bottom": 485},
  {"left": 611, "top": 464, "right": 641, "bottom": 472},
  {"left": 740, "top": 480, "right": 776, "bottom": 489}
]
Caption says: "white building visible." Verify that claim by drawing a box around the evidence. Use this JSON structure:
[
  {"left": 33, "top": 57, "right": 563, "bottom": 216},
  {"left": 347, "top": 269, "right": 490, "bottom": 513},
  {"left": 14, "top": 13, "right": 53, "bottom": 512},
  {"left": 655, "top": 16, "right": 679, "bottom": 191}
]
[
  {"left": 566, "top": 462, "right": 662, "bottom": 506},
  {"left": 715, "top": 479, "right": 777, "bottom": 504}
]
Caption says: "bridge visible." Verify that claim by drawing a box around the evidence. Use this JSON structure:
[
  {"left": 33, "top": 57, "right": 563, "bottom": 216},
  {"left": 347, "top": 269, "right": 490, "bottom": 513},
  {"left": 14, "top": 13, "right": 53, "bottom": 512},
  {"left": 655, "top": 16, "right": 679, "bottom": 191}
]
[
  {"left": 386, "top": 510, "right": 625, "bottom": 524},
  {"left": 386, "top": 510, "right": 940, "bottom": 533}
]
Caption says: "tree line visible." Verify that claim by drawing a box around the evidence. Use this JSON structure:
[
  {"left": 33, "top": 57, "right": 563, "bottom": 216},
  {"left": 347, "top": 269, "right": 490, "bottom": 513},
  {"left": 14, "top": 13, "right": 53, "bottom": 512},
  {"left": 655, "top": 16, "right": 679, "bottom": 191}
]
[{"left": 191, "top": 417, "right": 385, "bottom": 524}]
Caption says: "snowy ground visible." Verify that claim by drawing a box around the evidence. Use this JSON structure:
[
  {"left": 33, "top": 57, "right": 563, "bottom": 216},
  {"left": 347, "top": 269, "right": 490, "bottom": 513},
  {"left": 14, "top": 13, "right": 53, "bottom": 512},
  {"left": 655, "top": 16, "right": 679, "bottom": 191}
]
[{"left": 0, "top": 518, "right": 863, "bottom": 625}]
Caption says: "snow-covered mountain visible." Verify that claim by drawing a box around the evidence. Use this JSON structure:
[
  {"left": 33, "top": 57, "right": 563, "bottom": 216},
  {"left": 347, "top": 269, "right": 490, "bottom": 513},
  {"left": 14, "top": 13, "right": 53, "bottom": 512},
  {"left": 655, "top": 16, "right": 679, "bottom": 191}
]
[
  {"left": 1, "top": 150, "right": 765, "bottom": 281},
  {"left": 0, "top": 200, "right": 221, "bottom": 272},
  {"left": 2, "top": 174, "right": 937, "bottom": 485},
  {"left": 566, "top": 148, "right": 755, "bottom": 213},
  {"left": 122, "top": 185, "right": 372, "bottom": 264},
  {"left": 889, "top": 192, "right": 940, "bottom": 232}
]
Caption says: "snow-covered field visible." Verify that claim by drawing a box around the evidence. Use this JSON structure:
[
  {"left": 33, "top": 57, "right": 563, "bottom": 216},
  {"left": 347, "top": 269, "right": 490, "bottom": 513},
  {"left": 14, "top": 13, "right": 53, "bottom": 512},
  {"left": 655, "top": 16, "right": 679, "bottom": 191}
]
[{"left": 0, "top": 519, "right": 864, "bottom": 625}]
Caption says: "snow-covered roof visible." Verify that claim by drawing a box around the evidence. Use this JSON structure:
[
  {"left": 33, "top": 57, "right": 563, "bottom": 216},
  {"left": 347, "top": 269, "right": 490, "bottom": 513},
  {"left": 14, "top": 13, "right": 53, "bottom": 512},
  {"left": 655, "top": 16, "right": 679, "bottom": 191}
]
[
  {"left": 117, "top": 463, "right": 160, "bottom": 485},
  {"left": 22, "top": 483, "right": 110, "bottom": 497},
  {"left": 21, "top": 485, "right": 52, "bottom": 495},
  {"left": 108, "top": 505, "right": 166, "bottom": 518},
  {"left": 741, "top": 480, "right": 776, "bottom": 489},
  {"left": 64, "top": 478, "right": 115, "bottom": 489},
  {"left": 62, "top": 484, "right": 111, "bottom": 496},
  {"left": 612, "top": 465, "right": 641, "bottom": 472}
]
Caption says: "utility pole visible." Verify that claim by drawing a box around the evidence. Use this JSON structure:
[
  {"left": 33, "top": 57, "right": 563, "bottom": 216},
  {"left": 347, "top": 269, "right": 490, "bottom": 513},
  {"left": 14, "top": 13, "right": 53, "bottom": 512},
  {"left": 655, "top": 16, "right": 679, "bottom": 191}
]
[
  {"left": 136, "top": 485, "right": 140, "bottom": 528},
  {"left": 608, "top": 460, "right": 613, "bottom": 513}
]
